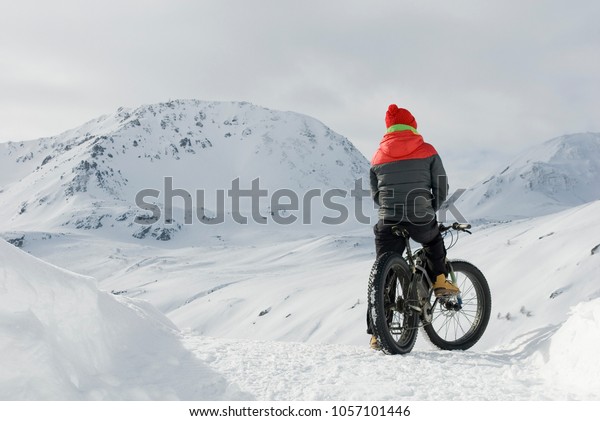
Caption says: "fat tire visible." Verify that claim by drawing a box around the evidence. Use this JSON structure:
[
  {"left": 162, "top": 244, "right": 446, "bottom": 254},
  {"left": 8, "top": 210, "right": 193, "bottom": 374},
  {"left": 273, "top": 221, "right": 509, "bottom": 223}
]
[
  {"left": 368, "top": 252, "right": 419, "bottom": 355},
  {"left": 423, "top": 260, "right": 491, "bottom": 350}
]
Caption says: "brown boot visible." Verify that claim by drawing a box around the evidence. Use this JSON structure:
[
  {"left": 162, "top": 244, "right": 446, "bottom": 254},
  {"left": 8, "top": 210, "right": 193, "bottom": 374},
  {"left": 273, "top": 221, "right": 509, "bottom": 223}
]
[
  {"left": 370, "top": 335, "right": 381, "bottom": 350},
  {"left": 433, "top": 274, "right": 460, "bottom": 297}
]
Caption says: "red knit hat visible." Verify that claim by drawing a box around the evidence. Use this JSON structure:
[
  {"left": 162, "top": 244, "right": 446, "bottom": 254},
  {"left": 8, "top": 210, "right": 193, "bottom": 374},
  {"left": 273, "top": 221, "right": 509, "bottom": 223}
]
[{"left": 385, "top": 104, "right": 417, "bottom": 129}]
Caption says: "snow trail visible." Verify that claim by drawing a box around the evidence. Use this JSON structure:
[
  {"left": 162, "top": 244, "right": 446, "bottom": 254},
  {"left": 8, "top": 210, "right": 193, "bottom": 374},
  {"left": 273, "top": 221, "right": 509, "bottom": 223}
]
[{"left": 183, "top": 333, "right": 571, "bottom": 401}]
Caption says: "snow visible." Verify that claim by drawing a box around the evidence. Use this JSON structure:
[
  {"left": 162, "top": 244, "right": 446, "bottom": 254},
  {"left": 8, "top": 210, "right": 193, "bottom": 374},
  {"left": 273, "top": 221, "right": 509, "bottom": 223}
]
[
  {"left": 537, "top": 298, "right": 600, "bottom": 399},
  {"left": 0, "top": 240, "right": 246, "bottom": 400},
  {"left": 184, "top": 335, "right": 561, "bottom": 400},
  {"left": 1, "top": 101, "right": 599, "bottom": 402},
  {"left": 3, "top": 201, "right": 600, "bottom": 400}
]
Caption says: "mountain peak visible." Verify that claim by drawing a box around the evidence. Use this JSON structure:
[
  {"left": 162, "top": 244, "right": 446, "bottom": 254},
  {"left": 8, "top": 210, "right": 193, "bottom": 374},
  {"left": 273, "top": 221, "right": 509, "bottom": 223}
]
[
  {"left": 455, "top": 132, "right": 600, "bottom": 222},
  {"left": 0, "top": 100, "right": 370, "bottom": 240}
]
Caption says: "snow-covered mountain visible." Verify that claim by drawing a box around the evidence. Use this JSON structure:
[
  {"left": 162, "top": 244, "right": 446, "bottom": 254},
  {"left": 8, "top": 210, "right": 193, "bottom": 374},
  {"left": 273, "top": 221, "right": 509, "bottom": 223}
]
[
  {"left": 0, "top": 100, "right": 369, "bottom": 242},
  {"left": 454, "top": 132, "right": 600, "bottom": 222}
]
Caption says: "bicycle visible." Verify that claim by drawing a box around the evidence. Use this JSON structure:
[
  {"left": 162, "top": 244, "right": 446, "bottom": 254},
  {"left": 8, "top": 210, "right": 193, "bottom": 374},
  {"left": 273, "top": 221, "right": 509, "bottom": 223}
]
[{"left": 368, "top": 222, "right": 491, "bottom": 354}]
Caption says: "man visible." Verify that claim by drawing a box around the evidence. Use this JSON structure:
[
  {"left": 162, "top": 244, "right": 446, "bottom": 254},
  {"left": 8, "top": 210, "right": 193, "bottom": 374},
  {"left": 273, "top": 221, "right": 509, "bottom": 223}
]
[{"left": 368, "top": 104, "right": 459, "bottom": 349}]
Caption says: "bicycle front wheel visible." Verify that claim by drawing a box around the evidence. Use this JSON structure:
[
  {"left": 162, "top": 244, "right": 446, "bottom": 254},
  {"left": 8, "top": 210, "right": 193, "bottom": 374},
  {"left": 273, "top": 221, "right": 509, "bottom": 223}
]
[
  {"left": 423, "top": 260, "right": 491, "bottom": 350},
  {"left": 368, "top": 252, "right": 419, "bottom": 355}
]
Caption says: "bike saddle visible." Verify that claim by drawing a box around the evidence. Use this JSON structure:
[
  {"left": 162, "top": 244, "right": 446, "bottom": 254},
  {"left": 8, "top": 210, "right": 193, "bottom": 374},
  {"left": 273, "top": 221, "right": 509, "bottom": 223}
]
[{"left": 391, "top": 224, "right": 410, "bottom": 238}]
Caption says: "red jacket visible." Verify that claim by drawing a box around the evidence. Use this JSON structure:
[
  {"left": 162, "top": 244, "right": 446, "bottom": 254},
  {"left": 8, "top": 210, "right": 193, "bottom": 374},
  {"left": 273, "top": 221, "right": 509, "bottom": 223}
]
[
  {"left": 371, "top": 130, "right": 438, "bottom": 165},
  {"left": 370, "top": 128, "right": 448, "bottom": 222}
]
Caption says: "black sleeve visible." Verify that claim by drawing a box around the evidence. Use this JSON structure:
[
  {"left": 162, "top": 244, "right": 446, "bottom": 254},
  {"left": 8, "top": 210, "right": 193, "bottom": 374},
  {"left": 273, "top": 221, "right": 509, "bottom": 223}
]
[
  {"left": 370, "top": 167, "right": 380, "bottom": 206},
  {"left": 430, "top": 155, "right": 448, "bottom": 212}
]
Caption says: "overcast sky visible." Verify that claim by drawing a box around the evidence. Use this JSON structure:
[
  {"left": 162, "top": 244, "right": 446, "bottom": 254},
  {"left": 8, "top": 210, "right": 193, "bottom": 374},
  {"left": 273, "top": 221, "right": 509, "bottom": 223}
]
[{"left": 1, "top": 0, "right": 599, "bottom": 187}]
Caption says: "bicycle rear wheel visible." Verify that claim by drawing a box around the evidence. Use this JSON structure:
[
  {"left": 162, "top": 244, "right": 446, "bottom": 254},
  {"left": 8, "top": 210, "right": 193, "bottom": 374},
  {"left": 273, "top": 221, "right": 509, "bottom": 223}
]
[
  {"left": 368, "top": 252, "right": 419, "bottom": 354},
  {"left": 423, "top": 260, "right": 491, "bottom": 350}
]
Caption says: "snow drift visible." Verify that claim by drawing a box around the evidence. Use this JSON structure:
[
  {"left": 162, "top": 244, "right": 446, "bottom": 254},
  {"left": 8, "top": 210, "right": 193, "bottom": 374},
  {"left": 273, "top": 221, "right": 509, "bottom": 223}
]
[
  {"left": 536, "top": 297, "right": 600, "bottom": 399},
  {"left": 0, "top": 239, "right": 245, "bottom": 400}
]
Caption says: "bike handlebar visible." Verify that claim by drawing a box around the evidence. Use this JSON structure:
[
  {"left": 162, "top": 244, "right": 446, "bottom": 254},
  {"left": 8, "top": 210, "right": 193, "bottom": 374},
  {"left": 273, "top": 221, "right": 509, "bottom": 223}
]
[
  {"left": 391, "top": 222, "right": 472, "bottom": 238},
  {"left": 440, "top": 222, "right": 472, "bottom": 233}
]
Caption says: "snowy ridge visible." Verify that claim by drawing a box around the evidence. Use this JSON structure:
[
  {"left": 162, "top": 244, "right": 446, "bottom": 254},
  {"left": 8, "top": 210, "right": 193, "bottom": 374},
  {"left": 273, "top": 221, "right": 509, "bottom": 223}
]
[
  {"left": 0, "top": 99, "right": 369, "bottom": 241},
  {"left": 454, "top": 132, "right": 600, "bottom": 221}
]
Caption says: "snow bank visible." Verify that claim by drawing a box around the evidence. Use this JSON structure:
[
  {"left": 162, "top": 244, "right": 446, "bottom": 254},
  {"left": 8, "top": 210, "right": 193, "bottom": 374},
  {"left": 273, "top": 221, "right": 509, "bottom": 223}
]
[
  {"left": 538, "top": 298, "right": 600, "bottom": 398},
  {"left": 0, "top": 240, "right": 245, "bottom": 400}
]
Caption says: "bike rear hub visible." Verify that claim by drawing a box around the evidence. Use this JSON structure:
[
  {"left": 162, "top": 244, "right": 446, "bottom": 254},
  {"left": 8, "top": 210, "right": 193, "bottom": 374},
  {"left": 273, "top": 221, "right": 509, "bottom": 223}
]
[{"left": 442, "top": 299, "right": 462, "bottom": 311}]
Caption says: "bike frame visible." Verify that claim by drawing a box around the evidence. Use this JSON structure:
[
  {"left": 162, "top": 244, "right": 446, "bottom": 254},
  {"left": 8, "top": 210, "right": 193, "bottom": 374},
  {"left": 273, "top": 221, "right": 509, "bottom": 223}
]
[{"left": 391, "top": 224, "right": 466, "bottom": 324}]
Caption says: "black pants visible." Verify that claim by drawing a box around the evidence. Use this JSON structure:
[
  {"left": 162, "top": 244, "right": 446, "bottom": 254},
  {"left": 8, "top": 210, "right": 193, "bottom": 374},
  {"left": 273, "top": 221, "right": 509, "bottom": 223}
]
[
  {"left": 367, "top": 219, "right": 447, "bottom": 334},
  {"left": 374, "top": 219, "right": 446, "bottom": 274}
]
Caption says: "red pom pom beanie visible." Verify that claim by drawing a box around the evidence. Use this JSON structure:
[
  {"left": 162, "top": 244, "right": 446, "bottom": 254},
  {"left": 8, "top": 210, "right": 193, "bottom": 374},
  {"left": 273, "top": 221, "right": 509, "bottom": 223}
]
[{"left": 385, "top": 104, "right": 417, "bottom": 129}]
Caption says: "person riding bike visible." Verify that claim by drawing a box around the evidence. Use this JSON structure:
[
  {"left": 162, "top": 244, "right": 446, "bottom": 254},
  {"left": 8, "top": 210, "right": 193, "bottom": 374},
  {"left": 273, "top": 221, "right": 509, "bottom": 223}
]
[{"left": 368, "top": 104, "right": 459, "bottom": 349}]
